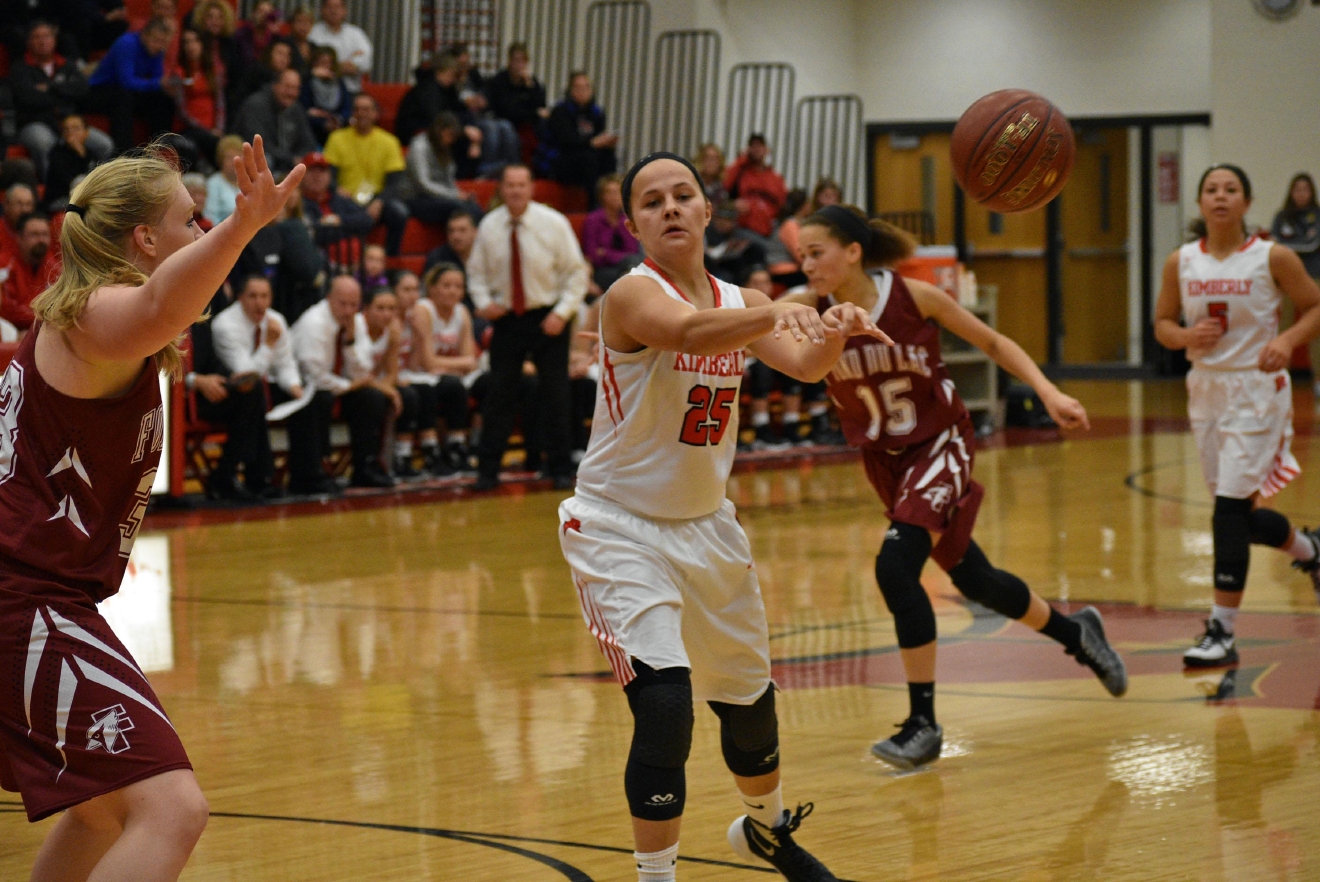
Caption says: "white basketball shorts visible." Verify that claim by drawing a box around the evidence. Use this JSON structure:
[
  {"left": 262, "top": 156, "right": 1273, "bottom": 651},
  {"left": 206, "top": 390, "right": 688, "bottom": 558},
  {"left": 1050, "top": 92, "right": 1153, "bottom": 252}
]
[
  {"left": 1187, "top": 367, "right": 1300, "bottom": 499},
  {"left": 558, "top": 490, "right": 771, "bottom": 705}
]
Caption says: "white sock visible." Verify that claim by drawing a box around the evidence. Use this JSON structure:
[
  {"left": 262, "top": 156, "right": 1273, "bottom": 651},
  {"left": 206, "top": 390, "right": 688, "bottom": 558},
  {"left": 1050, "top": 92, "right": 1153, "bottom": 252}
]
[
  {"left": 742, "top": 785, "right": 785, "bottom": 830},
  {"left": 751, "top": 411, "right": 770, "bottom": 427},
  {"left": 446, "top": 431, "right": 466, "bottom": 445},
  {"left": 635, "top": 842, "right": 678, "bottom": 882},
  {"left": 782, "top": 412, "right": 800, "bottom": 425},
  {"left": 1211, "top": 604, "right": 1239, "bottom": 635},
  {"left": 1286, "top": 530, "right": 1318, "bottom": 563},
  {"left": 394, "top": 440, "right": 412, "bottom": 458},
  {"left": 808, "top": 403, "right": 828, "bottom": 417}
]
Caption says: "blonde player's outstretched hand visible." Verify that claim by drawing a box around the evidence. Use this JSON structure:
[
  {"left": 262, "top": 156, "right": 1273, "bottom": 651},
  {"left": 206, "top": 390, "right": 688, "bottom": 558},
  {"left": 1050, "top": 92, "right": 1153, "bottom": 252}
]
[
  {"left": 1042, "top": 389, "right": 1091, "bottom": 432},
  {"left": 230, "top": 135, "right": 306, "bottom": 236},
  {"left": 821, "top": 301, "right": 894, "bottom": 345}
]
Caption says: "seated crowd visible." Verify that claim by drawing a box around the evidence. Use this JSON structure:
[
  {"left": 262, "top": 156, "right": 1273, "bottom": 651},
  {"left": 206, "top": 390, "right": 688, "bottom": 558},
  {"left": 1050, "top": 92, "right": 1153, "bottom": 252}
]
[{"left": 0, "top": 0, "right": 851, "bottom": 499}]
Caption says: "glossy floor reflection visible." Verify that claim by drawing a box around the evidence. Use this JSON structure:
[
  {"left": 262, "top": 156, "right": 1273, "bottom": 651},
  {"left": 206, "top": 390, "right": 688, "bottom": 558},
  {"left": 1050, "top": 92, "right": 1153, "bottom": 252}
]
[{"left": 3, "top": 380, "right": 1319, "bottom": 881}]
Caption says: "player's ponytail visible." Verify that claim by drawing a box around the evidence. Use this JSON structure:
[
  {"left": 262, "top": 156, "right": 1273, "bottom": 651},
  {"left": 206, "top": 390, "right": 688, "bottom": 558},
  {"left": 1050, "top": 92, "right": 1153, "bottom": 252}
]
[
  {"left": 32, "top": 142, "right": 185, "bottom": 376},
  {"left": 803, "top": 204, "right": 916, "bottom": 269}
]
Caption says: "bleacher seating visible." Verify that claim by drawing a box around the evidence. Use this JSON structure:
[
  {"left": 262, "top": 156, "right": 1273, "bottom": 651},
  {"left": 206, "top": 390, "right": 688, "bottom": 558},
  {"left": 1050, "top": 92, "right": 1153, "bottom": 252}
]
[{"left": 361, "top": 81, "right": 410, "bottom": 135}]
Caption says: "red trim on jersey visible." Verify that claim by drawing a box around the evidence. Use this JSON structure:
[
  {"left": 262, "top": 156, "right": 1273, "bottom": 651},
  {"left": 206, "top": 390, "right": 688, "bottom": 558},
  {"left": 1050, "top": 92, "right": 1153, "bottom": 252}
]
[
  {"left": 643, "top": 257, "right": 722, "bottom": 307},
  {"left": 600, "top": 348, "right": 624, "bottom": 426},
  {"left": 1197, "top": 235, "right": 1258, "bottom": 254}
]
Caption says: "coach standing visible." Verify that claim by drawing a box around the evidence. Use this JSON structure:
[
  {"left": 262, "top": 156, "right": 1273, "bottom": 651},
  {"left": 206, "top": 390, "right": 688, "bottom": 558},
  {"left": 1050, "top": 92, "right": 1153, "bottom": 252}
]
[{"left": 468, "top": 164, "right": 588, "bottom": 490}]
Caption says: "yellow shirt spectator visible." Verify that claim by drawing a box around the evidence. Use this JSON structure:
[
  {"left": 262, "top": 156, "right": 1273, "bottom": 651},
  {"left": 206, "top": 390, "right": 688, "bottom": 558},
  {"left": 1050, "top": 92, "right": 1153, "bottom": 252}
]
[{"left": 323, "top": 125, "right": 406, "bottom": 199}]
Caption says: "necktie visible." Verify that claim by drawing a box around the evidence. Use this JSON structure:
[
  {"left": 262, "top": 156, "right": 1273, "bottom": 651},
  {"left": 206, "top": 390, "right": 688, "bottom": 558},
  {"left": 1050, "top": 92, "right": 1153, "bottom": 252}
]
[
  {"left": 333, "top": 326, "right": 346, "bottom": 376},
  {"left": 253, "top": 323, "right": 262, "bottom": 353},
  {"left": 509, "top": 217, "right": 526, "bottom": 316}
]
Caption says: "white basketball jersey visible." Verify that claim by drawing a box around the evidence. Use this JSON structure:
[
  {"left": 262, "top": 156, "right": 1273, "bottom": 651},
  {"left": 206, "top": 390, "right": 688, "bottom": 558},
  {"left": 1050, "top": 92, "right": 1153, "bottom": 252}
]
[
  {"left": 417, "top": 298, "right": 467, "bottom": 357},
  {"left": 575, "top": 261, "right": 747, "bottom": 520},
  {"left": 1179, "top": 236, "right": 1279, "bottom": 370}
]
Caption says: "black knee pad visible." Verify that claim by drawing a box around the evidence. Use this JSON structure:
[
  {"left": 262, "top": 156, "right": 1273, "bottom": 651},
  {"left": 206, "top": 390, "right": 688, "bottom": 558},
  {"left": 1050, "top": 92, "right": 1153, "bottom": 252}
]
[
  {"left": 623, "top": 661, "right": 693, "bottom": 820},
  {"left": 1213, "top": 496, "right": 1252, "bottom": 593},
  {"left": 875, "top": 522, "right": 936, "bottom": 649},
  {"left": 947, "top": 541, "right": 1032, "bottom": 620},
  {"left": 1248, "top": 507, "right": 1291, "bottom": 549},
  {"left": 708, "top": 685, "right": 779, "bottom": 778}
]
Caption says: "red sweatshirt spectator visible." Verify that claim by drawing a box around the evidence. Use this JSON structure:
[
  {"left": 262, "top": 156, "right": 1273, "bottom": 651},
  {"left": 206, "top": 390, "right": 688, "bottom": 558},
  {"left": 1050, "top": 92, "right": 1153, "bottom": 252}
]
[
  {"left": 722, "top": 133, "right": 787, "bottom": 238},
  {"left": 0, "top": 213, "right": 59, "bottom": 330}
]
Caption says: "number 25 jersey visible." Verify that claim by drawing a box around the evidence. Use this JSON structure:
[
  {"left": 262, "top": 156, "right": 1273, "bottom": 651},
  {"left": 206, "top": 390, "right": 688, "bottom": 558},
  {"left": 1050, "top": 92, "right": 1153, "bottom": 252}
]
[
  {"left": 576, "top": 260, "right": 746, "bottom": 520},
  {"left": 1178, "top": 235, "right": 1279, "bottom": 370},
  {"left": 817, "top": 271, "right": 966, "bottom": 451}
]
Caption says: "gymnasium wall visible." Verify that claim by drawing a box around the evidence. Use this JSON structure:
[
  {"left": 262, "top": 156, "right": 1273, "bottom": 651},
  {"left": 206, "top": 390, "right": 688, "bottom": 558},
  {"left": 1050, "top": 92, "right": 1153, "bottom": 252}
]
[{"left": 1208, "top": 0, "right": 1320, "bottom": 231}]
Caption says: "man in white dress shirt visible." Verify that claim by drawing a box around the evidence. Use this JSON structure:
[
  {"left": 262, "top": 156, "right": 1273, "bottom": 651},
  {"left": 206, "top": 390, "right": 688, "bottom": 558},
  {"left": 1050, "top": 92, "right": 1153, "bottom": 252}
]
[
  {"left": 467, "top": 163, "right": 589, "bottom": 489},
  {"left": 308, "top": 0, "right": 372, "bottom": 93},
  {"left": 289, "top": 275, "right": 396, "bottom": 494},
  {"left": 207, "top": 276, "right": 303, "bottom": 500}
]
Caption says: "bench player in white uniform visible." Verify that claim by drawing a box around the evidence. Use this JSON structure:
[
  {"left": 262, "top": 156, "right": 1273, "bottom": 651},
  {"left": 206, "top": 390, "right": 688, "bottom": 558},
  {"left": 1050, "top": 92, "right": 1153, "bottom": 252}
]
[
  {"left": 559, "top": 152, "right": 888, "bottom": 882},
  {"left": 1155, "top": 164, "right": 1320, "bottom": 667}
]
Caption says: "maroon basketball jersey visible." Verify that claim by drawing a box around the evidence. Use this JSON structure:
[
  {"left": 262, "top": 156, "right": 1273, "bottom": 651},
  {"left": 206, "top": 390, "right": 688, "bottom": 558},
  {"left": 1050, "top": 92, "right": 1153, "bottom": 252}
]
[
  {"left": 0, "top": 329, "right": 164, "bottom": 602},
  {"left": 818, "top": 271, "right": 967, "bottom": 450}
]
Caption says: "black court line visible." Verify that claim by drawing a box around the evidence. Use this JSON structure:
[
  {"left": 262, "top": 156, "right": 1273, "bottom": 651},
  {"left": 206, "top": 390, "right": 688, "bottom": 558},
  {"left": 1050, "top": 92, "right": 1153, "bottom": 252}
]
[
  {"left": 209, "top": 812, "right": 873, "bottom": 879},
  {"left": 1125, "top": 459, "right": 1318, "bottom": 522}
]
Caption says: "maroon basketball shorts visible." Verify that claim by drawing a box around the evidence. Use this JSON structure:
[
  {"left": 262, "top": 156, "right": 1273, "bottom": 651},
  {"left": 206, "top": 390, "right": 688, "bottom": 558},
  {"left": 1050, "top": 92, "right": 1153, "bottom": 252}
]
[
  {"left": 0, "top": 578, "right": 191, "bottom": 822},
  {"left": 861, "top": 415, "right": 984, "bottom": 571}
]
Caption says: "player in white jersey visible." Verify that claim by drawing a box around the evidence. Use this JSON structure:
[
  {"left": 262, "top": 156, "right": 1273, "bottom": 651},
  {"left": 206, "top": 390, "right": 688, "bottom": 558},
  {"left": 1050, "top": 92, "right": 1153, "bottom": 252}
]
[
  {"left": 560, "top": 152, "right": 887, "bottom": 882},
  {"left": 1154, "top": 164, "right": 1320, "bottom": 667}
]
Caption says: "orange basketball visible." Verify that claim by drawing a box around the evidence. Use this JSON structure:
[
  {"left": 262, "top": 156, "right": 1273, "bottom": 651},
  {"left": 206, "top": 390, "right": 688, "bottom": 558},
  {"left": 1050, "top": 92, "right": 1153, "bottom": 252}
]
[{"left": 950, "top": 89, "right": 1075, "bottom": 213}]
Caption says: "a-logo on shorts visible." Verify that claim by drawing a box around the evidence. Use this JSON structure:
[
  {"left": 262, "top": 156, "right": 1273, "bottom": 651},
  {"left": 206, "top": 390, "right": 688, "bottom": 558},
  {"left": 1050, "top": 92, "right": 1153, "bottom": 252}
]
[
  {"left": 0, "top": 588, "right": 191, "bottom": 822},
  {"left": 558, "top": 491, "right": 772, "bottom": 706},
  {"left": 861, "top": 415, "right": 984, "bottom": 571}
]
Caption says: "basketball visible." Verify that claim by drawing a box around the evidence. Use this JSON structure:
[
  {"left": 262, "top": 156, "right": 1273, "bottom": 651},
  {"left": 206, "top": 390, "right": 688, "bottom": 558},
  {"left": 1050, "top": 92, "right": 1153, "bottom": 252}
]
[{"left": 950, "top": 89, "right": 1075, "bottom": 213}]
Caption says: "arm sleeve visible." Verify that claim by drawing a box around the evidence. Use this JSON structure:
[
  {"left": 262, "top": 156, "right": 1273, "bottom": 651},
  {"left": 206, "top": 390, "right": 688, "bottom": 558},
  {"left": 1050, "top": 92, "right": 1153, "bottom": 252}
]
[{"left": 552, "top": 217, "right": 589, "bottom": 322}]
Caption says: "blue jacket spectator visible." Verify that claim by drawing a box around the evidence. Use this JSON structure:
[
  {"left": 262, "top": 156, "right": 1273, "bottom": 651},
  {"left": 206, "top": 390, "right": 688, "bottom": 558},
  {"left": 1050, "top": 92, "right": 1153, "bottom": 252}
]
[{"left": 84, "top": 17, "right": 178, "bottom": 152}]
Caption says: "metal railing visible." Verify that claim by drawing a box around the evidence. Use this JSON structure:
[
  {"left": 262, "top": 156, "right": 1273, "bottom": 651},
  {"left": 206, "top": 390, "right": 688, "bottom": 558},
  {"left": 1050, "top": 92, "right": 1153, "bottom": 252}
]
[
  {"left": 582, "top": 1, "right": 651, "bottom": 166},
  {"left": 649, "top": 30, "right": 721, "bottom": 159},
  {"left": 723, "top": 63, "right": 794, "bottom": 167},
  {"left": 791, "top": 94, "right": 864, "bottom": 205},
  {"left": 256, "top": 0, "right": 421, "bottom": 83}
]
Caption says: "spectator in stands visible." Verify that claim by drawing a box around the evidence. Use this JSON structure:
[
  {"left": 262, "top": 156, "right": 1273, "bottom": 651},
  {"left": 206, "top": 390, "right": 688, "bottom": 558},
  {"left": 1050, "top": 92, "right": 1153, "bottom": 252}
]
[
  {"left": 208, "top": 275, "right": 304, "bottom": 500},
  {"left": 776, "top": 176, "right": 841, "bottom": 269},
  {"left": 356, "top": 243, "right": 390, "bottom": 293},
  {"left": 324, "top": 93, "right": 409, "bottom": 255},
  {"left": 12, "top": 21, "right": 112, "bottom": 181},
  {"left": 723, "top": 133, "right": 787, "bottom": 237},
  {"left": 581, "top": 173, "right": 639, "bottom": 296},
  {"left": 705, "top": 200, "right": 767, "bottom": 284},
  {"left": 42, "top": 114, "right": 102, "bottom": 212},
  {"left": 289, "top": 274, "right": 396, "bottom": 492},
  {"left": 467, "top": 163, "right": 587, "bottom": 490},
  {"left": 85, "top": 16, "right": 178, "bottom": 154},
  {"left": 407, "top": 262, "right": 477, "bottom": 475},
  {"left": 182, "top": 171, "right": 212, "bottom": 232},
  {"left": 234, "top": 1, "right": 284, "bottom": 68},
  {"left": 449, "top": 45, "right": 521, "bottom": 176},
  {"left": 204, "top": 134, "right": 244, "bottom": 224},
  {"left": 739, "top": 265, "right": 801, "bottom": 449},
  {"left": 233, "top": 181, "right": 325, "bottom": 322},
  {"left": 695, "top": 142, "right": 728, "bottom": 206},
  {"left": 286, "top": 5, "right": 316, "bottom": 79},
  {"left": 0, "top": 159, "right": 40, "bottom": 195},
  {"left": 190, "top": 0, "right": 241, "bottom": 112},
  {"left": 485, "top": 42, "right": 548, "bottom": 153},
  {"left": 543, "top": 72, "right": 617, "bottom": 203},
  {"left": 234, "top": 68, "right": 318, "bottom": 175},
  {"left": 308, "top": 0, "right": 371, "bottom": 93},
  {"left": 0, "top": 212, "right": 56, "bottom": 331},
  {"left": 301, "top": 45, "right": 354, "bottom": 144},
  {"left": 2, "top": 0, "right": 86, "bottom": 59},
  {"left": 299, "top": 150, "right": 372, "bottom": 275},
  {"left": 0, "top": 184, "right": 37, "bottom": 257},
  {"left": 394, "top": 54, "right": 486, "bottom": 177},
  {"left": 401, "top": 112, "right": 484, "bottom": 227},
  {"left": 231, "top": 39, "right": 296, "bottom": 117},
  {"left": 165, "top": 28, "right": 226, "bottom": 174},
  {"left": 425, "top": 207, "right": 478, "bottom": 274}
]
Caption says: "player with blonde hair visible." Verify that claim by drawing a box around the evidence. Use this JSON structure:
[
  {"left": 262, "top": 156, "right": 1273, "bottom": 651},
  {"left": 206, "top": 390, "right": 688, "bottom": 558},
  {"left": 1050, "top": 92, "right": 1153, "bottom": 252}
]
[{"left": 2, "top": 137, "right": 302, "bottom": 880}]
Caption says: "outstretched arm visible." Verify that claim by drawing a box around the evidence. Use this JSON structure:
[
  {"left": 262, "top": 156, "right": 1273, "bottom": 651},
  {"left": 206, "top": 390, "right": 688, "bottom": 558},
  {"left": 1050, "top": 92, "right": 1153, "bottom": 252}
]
[
  {"left": 745, "top": 288, "right": 889, "bottom": 382},
  {"left": 74, "top": 137, "right": 306, "bottom": 364},
  {"left": 911, "top": 278, "right": 1090, "bottom": 431}
]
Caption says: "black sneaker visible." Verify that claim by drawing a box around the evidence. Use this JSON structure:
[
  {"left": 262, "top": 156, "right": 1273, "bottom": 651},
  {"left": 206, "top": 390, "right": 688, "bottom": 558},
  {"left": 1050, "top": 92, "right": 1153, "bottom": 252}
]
[
  {"left": 1066, "top": 606, "right": 1128, "bottom": 697},
  {"left": 1184, "top": 618, "right": 1238, "bottom": 668},
  {"left": 443, "top": 441, "right": 472, "bottom": 473},
  {"left": 727, "top": 803, "right": 838, "bottom": 881},
  {"left": 422, "top": 446, "right": 454, "bottom": 477},
  {"left": 871, "top": 714, "right": 942, "bottom": 770},
  {"left": 393, "top": 455, "right": 421, "bottom": 479},
  {"left": 753, "top": 422, "right": 792, "bottom": 450},
  {"left": 1290, "top": 526, "right": 1320, "bottom": 602}
]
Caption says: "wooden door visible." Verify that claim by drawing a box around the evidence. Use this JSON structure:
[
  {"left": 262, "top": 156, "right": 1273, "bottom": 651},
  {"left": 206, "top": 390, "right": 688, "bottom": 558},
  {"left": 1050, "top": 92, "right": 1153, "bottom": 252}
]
[{"left": 1060, "top": 128, "right": 1130, "bottom": 363}]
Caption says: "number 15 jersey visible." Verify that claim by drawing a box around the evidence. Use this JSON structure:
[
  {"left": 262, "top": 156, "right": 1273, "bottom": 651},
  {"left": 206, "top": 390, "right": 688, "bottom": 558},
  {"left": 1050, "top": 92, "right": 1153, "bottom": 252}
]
[
  {"left": 576, "top": 260, "right": 746, "bottom": 520},
  {"left": 1178, "top": 235, "right": 1279, "bottom": 370},
  {"left": 817, "top": 271, "right": 966, "bottom": 451}
]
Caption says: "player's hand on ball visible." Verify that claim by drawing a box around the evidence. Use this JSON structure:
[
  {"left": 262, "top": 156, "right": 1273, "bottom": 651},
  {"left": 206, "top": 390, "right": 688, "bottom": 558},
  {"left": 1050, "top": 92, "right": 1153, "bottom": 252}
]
[
  {"left": 770, "top": 301, "right": 829, "bottom": 345},
  {"left": 1258, "top": 336, "right": 1291, "bottom": 373},
  {"left": 821, "top": 302, "right": 894, "bottom": 345},
  {"left": 1186, "top": 318, "right": 1224, "bottom": 351},
  {"left": 231, "top": 135, "right": 306, "bottom": 235},
  {"left": 1044, "top": 389, "right": 1090, "bottom": 431}
]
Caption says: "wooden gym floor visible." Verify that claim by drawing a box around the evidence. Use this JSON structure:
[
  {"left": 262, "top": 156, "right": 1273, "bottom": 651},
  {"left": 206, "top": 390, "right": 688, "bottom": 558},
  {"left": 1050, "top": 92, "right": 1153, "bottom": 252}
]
[{"left": 4, "top": 379, "right": 1319, "bottom": 881}]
